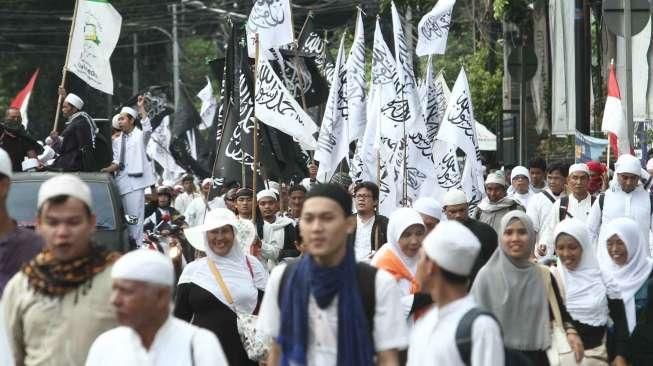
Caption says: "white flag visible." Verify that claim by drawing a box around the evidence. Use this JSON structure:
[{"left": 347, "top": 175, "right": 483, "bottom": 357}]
[
  {"left": 436, "top": 68, "right": 485, "bottom": 208},
  {"left": 255, "top": 58, "right": 319, "bottom": 149},
  {"left": 67, "top": 0, "right": 122, "bottom": 94},
  {"left": 419, "top": 58, "right": 449, "bottom": 141},
  {"left": 315, "top": 35, "right": 349, "bottom": 183},
  {"left": 197, "top": 76, "right": 217, "bottom": 130},
  {"left": 246, "top": 0, "right": 293, "bottom": 58},
  {"left": 346, "top": 9, "right": 367, "bottom": 142},
  {"left": 416, "top": 0, "right": 456, "bottom": 56},
  {"left": 146, "top": 115, "right": 186, "bottom": 181},
  {"left": 391, "top": 2, "right": 416, "bottom": 86}
]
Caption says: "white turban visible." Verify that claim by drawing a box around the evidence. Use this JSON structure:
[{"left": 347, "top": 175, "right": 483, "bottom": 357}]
[
  {"left": 510, "top": 166, "right": 530, "bottom": 181},
  {"left": 38, "top": 174, "right": 92, "bottom": 209},
  {"left": 442, "top": 189, "right": 467, "bottom": 207},
  {"left": 413, "top": 197, "right": 442, "bottom": 220},
  {"left": 256, "top": 189, "right": 277, "bottom": 201},
  {"left": 120, "top": 106, "right": 138, "bottom": 119},
  {"left": 111, "top": 249, "right": 175, "bottom": 288},
  {"left": 615, "top": 154, "right": 641, "bottom": 176},
  {"left": 64, "top": 93, "right": 84, "bottom": 110},
  {"left": 423, "top": 220, "right": 481, "bottom": 276},
  {"left": 568, "top": 163, "right": 589, "bottom": 176}
]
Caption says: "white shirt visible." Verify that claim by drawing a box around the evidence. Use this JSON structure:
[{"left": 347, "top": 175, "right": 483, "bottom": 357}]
[
  {"left": 509, "top": 190, "right": 534, "bottom": 210},
  {"left": 407, "top": 295, "right": 504, "bottom": 366},
  {"left": 85, "top": 316, "right": 228, "bottom": 366},
  {"left": 112, "top": 120, "right": 156, "bottom": 194},
  {"left": 587, "top": 185, "right": 653, "bottom": 247},
  {"left": 526, "top": 188, "right": 562, "bottom": 239},
  {"left": 184, "top": 196, "right": 225, "bottom": 227},
  {"left": 538, "top": 193, "right": 594, "bottom": 257},
  {"left": 174, "top": 192, "right": 200, "bottom": 215},
  {"left": 354, "top": 215, "right": 375, "bottom": 260},
  {"left": 257, "top": 263, "right": 409, "bottom": 366}
]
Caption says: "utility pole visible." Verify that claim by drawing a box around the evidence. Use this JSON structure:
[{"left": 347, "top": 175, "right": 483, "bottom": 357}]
[
  {"left": 172, "top": 3, "right": 180, "bottom": 109},
  {"left": 132, "top": 33, "right": 139, "bottom": 94}
]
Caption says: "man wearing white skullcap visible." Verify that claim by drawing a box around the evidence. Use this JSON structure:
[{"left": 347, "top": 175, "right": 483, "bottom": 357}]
[
  {"left": 441, "top": 189, "right": 497, "bottom": 284},
  {"left": 2, "top": 174, "right": 121, "bottom": 366},
  {"left": 474, "top": 171, "right": 525, "bottom": 234},
  {"left": 507, "top": 165, "right": 535, "bottom": 209},
  {"left": 413, "top": 197, "right": 443, "bottom": 234},
  {"left": 537, "top": 163, "right": 595, "bottom": 258},
  {"left": 587, "top": 154, "right": 653, "bottom": 248},
  {"left": 86, "top": 249, "right": 228, "bottom": 365},
  {"left": 50, "top": 91, "right": 100, "bottom": 171},
  {"left": 101, "top": 99, "right": 156, "bottom": 243},
  {"left": 407, "top": 221, "right": 503, "bottom": 366},
  {"left": 256, "top": 188, "right": 298, "bottom": 269}
]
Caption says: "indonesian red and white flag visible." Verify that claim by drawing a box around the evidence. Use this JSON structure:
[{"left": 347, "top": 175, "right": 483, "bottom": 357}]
[
  {"left": 601, "top": 64, "right": 630, "bottom": 157},
  {"left": 10, "top": 69, "right": 39, "bottom": 130}
]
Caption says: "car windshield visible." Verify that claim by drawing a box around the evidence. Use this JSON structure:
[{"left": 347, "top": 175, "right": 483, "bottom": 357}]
[{"left": 8, "top": 181, "right": 116, "bottom": 230}]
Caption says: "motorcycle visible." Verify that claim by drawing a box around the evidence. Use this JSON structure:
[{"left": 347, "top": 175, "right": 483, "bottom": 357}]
[{"left": 142, "top": 212, "right": 193, "bottom": 279}]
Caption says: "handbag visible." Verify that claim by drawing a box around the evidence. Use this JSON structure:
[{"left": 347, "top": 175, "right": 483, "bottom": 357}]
[
  {"left": 538, "top": 265, "right": 578, "bottom": 366},
  {"left": 207, "top": 258, "right": 268, "bottom": 361}
]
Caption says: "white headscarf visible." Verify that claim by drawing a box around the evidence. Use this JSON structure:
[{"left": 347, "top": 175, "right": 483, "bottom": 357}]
[
  {"left": 179, "top": 209, "right": 268, "bottom": 313},
  {"left": 554, "top": 219, "right": 620, "bottom": 327},
  {"left": 384, "top": 207, "right": 425, "bottom": 275},
  {"left": 598, "top": 217, "right": 653, "bottom": 332}
]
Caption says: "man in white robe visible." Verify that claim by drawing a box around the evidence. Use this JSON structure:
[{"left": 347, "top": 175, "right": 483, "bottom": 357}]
[
  {"left": 85, "top": 250, "right": 228, "bottom": 366},
  {"left": 526, "top": 164, "right": 567, "bottom": 243},
  {"left": 407, "top": 221, "right": 503, "bottom": 366},
  {"left": 101, "top": 100, "right": 156, "bottom": 243},
  {"left": 587, "top": 154, "right": 653, "bottom": 249},
  {"left": 537, "top": 163, "right": 595, "bottom": 257},
  {"left": 507, "top": 166, "right": 534, "bottom": 209}
]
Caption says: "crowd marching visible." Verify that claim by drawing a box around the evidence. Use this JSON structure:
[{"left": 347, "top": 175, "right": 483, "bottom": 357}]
[{"left": 0, "top": 91, "right": 651, "bottom": 366}]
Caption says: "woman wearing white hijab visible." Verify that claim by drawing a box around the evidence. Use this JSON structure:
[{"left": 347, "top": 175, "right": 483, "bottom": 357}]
[
  {"left": 553, "top": 219, "right": 628, "bottom": 366},
  {"left": 371, "top": 207, "right": 428, "bottom": 318},
  {"left": 471, "top": 210, "right": 583, "bottom": 365},
  {"left": 174, "top": 208, "right": 268, "bottom": 366},
  {"left": 597, "top": 217, "right": 653, "bottom": 365}
]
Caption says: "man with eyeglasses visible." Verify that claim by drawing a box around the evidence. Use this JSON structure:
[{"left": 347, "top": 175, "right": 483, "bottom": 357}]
[
  {"left": 587, "top": 154, "right": 653, "bottom": 249},
  {"left": 508, "top": 166, "right": 534, "bottom": 209},
  {"left": 349, "top": 182, "right": 389, "bottom": 261}
]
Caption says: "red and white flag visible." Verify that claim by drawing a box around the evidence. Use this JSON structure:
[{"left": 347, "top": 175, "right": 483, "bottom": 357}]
[
  {"left": 10, "top": 69, "right": 39, "bottom": 130},
  {"left": 601, "top": 64, "right": 630, "bottom": 157}
]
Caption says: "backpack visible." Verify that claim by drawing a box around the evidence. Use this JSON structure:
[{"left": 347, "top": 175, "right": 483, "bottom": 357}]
[
  {"left": 456, "top": 307, "right": 534, "bottom": 366},
  {"left": 558, "top": 195, "right": 596, "bottom": 221},
  {"left": 277, "top": 259, "right": 377, "bottom": 341}
]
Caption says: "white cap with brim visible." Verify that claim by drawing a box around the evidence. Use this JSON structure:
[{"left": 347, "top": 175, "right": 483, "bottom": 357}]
[
  {"left": 184, "top": 208, "right": 239, "bottom": 252},
  {"left": 485, "top": 172, "right": 506, "bottom": 187},
  {"left": 64, "top": 93, "right": 84, "bottom": 110},
  {"left": 442, "top": 189, "right": 467, "bottom": 207},
  {"left": 413, "top": 197, "right": 442, "bottom": 220},
  {"left": 37, "top": 174, "right": 92, "bottom": 209},
  {"left": 423, "top": 220, "right": 481, "bottom": 276},
  {"left": 568, "top": 163, "right": 589, "bottom": 176},
  {"left": 510, "top": 166, "right": 530, "bottom": 181},
  {"left": 256, "top": 189, "right": 277, "bottom": 201},
  {"left": 111, "top": 249, "right": 175, "bottom": 288},
  {"left": 615, "top": 154, "right": 642, "bottom": 176},
  {"left": 120, "top": 106, "right": 138, "bottom": 119},
  {"left": 0, "top": 147, "right": 12, "bottom": 178}
]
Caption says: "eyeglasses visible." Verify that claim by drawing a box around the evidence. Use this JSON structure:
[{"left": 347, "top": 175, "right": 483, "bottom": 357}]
[{"left": 354, "top": 194, "right": 373, "bottom": 200}]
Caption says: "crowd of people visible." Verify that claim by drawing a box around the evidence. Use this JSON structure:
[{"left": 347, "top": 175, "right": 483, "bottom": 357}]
[{"left": 0, "top": 92, "right": 653, "bottom": 366}]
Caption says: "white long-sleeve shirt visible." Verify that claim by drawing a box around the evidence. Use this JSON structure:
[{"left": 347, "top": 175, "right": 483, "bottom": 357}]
[
  {"left": 86, "top": 316, "right": 228, "bottom": 366},
  {"left": 526, "top": 188, "right": 562, "bottom": 239},
  {"left": 586, "top": 185, "right": 653, "bottom": 248},
  {"left": 407, "top": 295, "right": 504, "bottom": 366},
  {"left": 538, "top": 193, "right": 594, "bottom": 257}
]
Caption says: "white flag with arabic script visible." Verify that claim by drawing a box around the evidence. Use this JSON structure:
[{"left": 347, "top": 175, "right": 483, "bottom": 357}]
[
  {"left": 246, "top": 0, "right": 294, "bottom": 58},
  {"left": 346, "top": 9, "right": 367, "bottom": 142},
  {"left": 416, "top": 0, "right": 456, "bottom": 56}
]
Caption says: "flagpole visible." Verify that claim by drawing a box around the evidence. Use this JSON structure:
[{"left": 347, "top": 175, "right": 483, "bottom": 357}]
[
  {"left": 53, "top": 0, "right": 80, "bottom": 132},
  {"left": 252, "top": 33, "right": 260, "bottom": 222}
]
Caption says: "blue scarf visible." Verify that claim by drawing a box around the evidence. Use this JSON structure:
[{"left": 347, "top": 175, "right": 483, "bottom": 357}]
[{"left": 277, "top": 245, "right": 375, "bottom": 366}]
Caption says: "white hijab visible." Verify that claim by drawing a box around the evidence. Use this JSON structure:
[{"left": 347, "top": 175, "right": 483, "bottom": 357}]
[
  {"left": 180, "top": 209, "right": 268, "bottom": 314},
  {"left": 377, "top": 207, "right": 424, "bottom": 275},
  {"left": 598, "top": 217, "right": 653, "bottom": 332},
  {"left": 554, "top": 219, "right": 620, "bottom": 327}
]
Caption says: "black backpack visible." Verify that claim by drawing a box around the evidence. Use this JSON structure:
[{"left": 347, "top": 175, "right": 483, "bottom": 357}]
[
  {"left": 277, "top": 259, "right": 377, "bottom": 341},
  {"left": 456, "top": 307, "right": 534, "bottom": 366},
  {"left": 558, "top": 195, "right": 596, "bottom": 221}
]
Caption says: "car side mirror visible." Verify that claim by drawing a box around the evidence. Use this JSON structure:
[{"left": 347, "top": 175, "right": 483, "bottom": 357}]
[{"left": 125, "top": 215, "right": 138, "bottom": 225}]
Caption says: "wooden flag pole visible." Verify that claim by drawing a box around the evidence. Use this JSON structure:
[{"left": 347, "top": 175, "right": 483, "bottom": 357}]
[
  {"left": 53, "top": 0, "right": 80, "bottom": 133},
  {"left": 252, "top": 33, "right": 260, "bottom": 222}
]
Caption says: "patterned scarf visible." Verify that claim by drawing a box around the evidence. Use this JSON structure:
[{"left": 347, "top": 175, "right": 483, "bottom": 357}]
[{"left": 22, "top": 247, "right": 120, "bottom": 298}]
